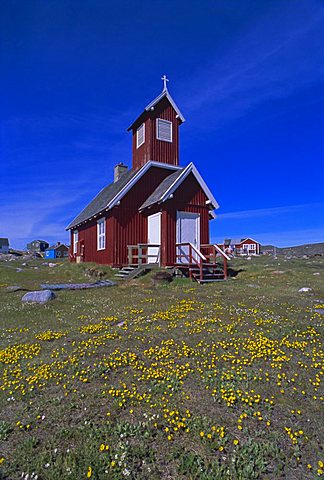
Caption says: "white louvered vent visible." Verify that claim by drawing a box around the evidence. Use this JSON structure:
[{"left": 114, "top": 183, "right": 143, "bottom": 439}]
[
  {"left": 136, "top": 123, "right": 145, "bottom": 148},
  {"left": 157, "top": 118, "right": 172, "bottom": 142}
]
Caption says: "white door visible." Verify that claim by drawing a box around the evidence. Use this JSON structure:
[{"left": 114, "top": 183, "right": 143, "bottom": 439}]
[
  {"left": 147, "top": 213, "right": 161, "bottom": 264},
  {"left": 176, "top": 212, "right": 200, "bottom": 263}
]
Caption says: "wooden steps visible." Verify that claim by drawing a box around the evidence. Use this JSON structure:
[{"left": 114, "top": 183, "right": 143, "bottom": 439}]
[
  {"left": 176, "top": 264, "right": 226, "bottom": 283},
  {"left": 114, "top": 264, "right": 157, "bottom": 280}
]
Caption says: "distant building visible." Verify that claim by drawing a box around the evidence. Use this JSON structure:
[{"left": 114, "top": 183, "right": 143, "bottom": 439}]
[
  {"left": 45, "top": 242, "right": 69, "bottom": 259},
  {"left": 218, "top": 238, "right": 260, "bottom": 256},
  {"left": 0, "top": 238, "right": 9, "bottom": 254},
  {"left": 27, "top": 240, "right": 49, "bottom": 252}
]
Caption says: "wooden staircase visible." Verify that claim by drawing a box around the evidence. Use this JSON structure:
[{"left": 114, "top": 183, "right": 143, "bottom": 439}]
[
  {"left": 190, "top": 264, "right": 226, "bottom": 283},
  {"left": 114, "top": 264, "right": 156, "bottom": 280},
  {"left": 176, "top": 243, "right": 230, "bottom": 284}
]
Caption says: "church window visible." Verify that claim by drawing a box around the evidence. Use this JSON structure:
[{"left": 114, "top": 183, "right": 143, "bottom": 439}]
[
  {"left": 157, "top": 118, "right": 172, "bottom": 142},
  {"left": 136, "top": 123, "right": 145, "bottom": 148},
  {"left": 97, "top": 218, "right": 106, "bottom": 250},
  {"left": 73, "top": 230, "right": 78, "bottom": 254}
]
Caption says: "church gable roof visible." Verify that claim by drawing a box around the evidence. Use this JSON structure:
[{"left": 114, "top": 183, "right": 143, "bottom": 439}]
[
  {"left": 66, "top": 161, "right": 180, "bottom": 230},
  {"left": 140, "top": 163, "right": 219, "bottom": 211},
  {"left": 66, "top": 168, "right": 138, "bottom": 230},
  {"left": 139, "top": 169, "right": 184, "bottom": 210},
  {"left": 127, "top": 86, "right": 185, "bottom": 131}
]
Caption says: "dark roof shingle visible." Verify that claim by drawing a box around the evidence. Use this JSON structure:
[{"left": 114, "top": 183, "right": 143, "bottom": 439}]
[
  {"left": 66, "top": 169, "right": 138, "bottom": 230},
  {"left": 140, "top": 168, "right": 184, "bottom": 210},
  {"left": 0, "top": 238, "right": 9, "bottom": 247}
]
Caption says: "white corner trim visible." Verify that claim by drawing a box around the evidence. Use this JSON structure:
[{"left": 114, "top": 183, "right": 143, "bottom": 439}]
[{"left": 161, "top": 162, "right": 220, "bottom": 210}]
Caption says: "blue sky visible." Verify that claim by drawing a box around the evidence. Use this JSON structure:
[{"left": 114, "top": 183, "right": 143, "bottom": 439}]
[{"left": 1, "top": 0, "right": 323, "bottom": 249}]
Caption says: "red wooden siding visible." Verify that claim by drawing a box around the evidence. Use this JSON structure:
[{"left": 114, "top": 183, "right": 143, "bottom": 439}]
[
  {"left": 112, "top": 166, "right": 175, "bottom": 265},
  {"left": 132, "top": 98, "right": 180, "bottom": 170},
  {"left": 70, "top": 170, "right": 211, "bottom": 267},
  {"left": 161, "top": 173, "right": 210, "bottom": 265},
  {"left": 74, "top": 216, "right": 114, "bottom": 264},
  {"left": 79, "top": 167, "right": 172, "bottom": 266}
]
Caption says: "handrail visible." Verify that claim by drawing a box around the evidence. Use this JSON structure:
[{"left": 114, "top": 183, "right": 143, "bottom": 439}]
[
  {"left": 201, "top": 243, "right": 229, "bottom": 280},
  {"left": 175, "top": 242, "right": 205, "bottom": 280},
  {"left": 201, "top": 244, "right": 231, "bottom": 261},
  {"left": 176, "top": 242, "right": 206, "bottom": 262}
]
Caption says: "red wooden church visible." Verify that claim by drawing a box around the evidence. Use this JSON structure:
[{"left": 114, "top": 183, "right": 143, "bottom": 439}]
[{"left": 67, "top": 77, "right": 229, "bottom": 282}]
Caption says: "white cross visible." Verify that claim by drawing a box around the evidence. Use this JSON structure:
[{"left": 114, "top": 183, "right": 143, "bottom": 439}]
[{"left": 161, "top": 74, "right": 169, "bottom": 91}]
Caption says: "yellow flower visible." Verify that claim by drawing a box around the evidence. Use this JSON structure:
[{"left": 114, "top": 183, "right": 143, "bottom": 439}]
[
  {"left": 200, "top": 431, "right": 204, "bottom": 437},
  {"left": 0, "top": 458, "right": 4, "bottom": 465},
  {"left": 111, "top": 461, "right": 116, "bottom": 467},
  {"left": 233, "top": 439, "right": 239, "bottom": 445},
  {"left": 87, "top": 466, "right": 92, "bottom": 478},
  {"left": 318, "top": 461, "right": 324, "bottom": 468},
  {"left": 219, "top": 446, "right": 224, "bottom": 451}
]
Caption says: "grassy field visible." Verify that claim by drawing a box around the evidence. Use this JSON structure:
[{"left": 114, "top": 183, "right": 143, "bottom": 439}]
[{"left": 0, "top": 256, "right": 323, "bottom": 479}]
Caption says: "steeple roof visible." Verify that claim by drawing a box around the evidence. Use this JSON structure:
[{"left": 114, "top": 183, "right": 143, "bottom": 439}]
[{"left": 127, "top": 77, "right": 185, "bottom": 131}]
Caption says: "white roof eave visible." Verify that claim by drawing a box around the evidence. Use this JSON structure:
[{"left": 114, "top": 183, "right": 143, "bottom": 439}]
[
  {"left": 145, "top": 90, "right": 186, "bottom": 123},
  {"left": 161, "top": 162, "right": 220, "bottom": 210}
]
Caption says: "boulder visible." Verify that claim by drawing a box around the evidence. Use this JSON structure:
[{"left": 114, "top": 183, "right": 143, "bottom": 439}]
[
  {"left": 151, "top": 271, "right": 173, "bottom": 285},
  {"left": 22, "top": 290, "right": 56, "bottom": 304},
  {"left": 298, "top": 287, "right": 312, "bottom": 293},
  {"left": 48, "top": 263, "right": 57, "bottom": 268}
]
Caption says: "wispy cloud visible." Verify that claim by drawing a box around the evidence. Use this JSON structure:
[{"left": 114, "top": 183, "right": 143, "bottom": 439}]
[
  {"left": 211, "top": 202, "right": 324, "bottom": 247},
  {"left": 0, "top": 175, "right": 96, "bottom": 248},
  {"left": 212, "top": 227, "right": 324, "bottom": 248},
  {"left": 182, "top": 0, "right": 324, "bottom": 127},
  {"left": 216, "top": 203, "right": 324, "bottom": 221}
]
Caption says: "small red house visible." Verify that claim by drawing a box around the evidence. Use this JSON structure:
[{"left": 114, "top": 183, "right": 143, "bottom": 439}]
[
  {"left": 218, "top": 238, "right": 260, "bottom": 256},
  {"left": 67, "top": 78, "right": 228, "bottom": 280}
]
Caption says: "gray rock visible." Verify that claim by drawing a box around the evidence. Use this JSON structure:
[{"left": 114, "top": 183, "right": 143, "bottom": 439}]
[
  {"left": 22, "top": 290, "right": 56, "bottom": 304},
  {"left": 298, "top": 287, "right": 312, "bottom": 293},
  {"left": 313, "top": 272, "right": 320, "bottom": 276},
  {"left": 48, "top": 263, "right": 57, "bottom": 268}
]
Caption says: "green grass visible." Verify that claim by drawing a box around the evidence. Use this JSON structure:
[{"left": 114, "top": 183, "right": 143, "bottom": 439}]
[{"left": 0, "top": 256, "right": 323, "bottom": 479}]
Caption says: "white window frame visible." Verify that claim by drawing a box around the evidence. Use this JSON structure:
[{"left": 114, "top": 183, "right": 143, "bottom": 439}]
[
  {"left": 136, "top": 123, "right": 145, "bottom": 149},
  {"left": 97, "top": 218, "right": 106, "bottom": 251},
  {"left": 156, "top": 118, "right": 172, "bottom": 142},
  {"left": 73, "top": 230, "right": 78, "bottom": 254}
]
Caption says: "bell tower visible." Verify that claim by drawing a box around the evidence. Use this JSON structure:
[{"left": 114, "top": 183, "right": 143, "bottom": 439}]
[{"left": 127, "top": 76, "right": 185, "bottom": 170}]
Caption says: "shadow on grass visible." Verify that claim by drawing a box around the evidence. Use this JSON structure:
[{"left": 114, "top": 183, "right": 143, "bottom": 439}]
[{"left": 227, "top": 267, "right": 245, "bottom": 278}]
